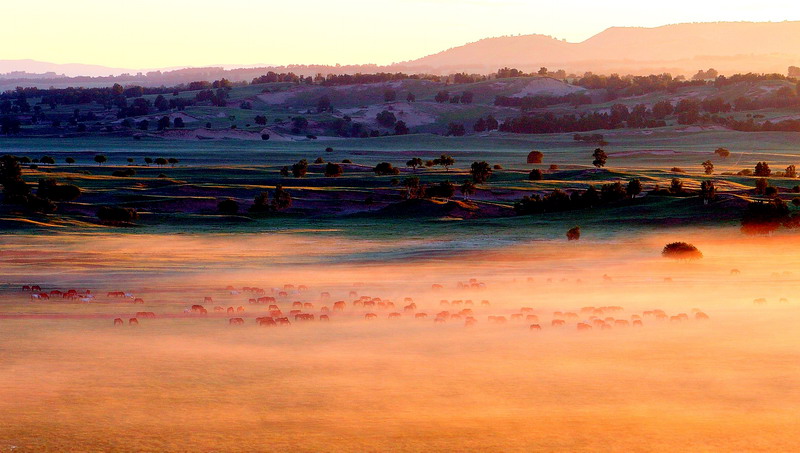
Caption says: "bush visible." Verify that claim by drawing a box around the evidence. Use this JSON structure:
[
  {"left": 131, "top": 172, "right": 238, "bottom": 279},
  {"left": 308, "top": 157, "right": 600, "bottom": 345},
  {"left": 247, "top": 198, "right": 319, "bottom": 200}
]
[
  {"left": 662, "top": 242, "right": 702, "bottom": 260},
  {"left": 36, "top": 179, "right": 81, "bottom": 201},
  {"left": 324, "top": 163, "right": 343, "bottom": 177},
  {"left": 112, "top": 169, "right": 136, "bottom": 177},
  {"left": 374, "top": 162, "right": 400, "bottom": 176},
  {"left": 527, "top": 151, "right": 543, "bottom": 164},
  {"left": 528, "top": 169, "right": 543, "bottom": 180},
  {"left": 566, "top": 226, "right": 581, "bottom": 241},
  {"left": 97, "top": 206, "right": 138, "bottom": 224},
  {"left": 218, "top": 198, "right": 239, "bottom": 215}
]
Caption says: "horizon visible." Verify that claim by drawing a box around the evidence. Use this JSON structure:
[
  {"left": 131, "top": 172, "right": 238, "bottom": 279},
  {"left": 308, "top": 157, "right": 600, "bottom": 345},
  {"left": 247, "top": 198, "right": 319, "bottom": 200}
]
[{"left": 2, "top": 0, "right": 798, "bottom": 71}]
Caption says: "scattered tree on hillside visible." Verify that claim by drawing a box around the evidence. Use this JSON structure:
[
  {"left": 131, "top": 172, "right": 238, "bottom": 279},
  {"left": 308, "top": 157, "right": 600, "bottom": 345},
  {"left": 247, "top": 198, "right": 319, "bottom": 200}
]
[
  {"left": 65, "top": 157, "right": 75, "bottom": 165},
  {"left": 384, "top": 89, "right": 397, "bottom": 102},
  {"left": 592, "top": 148, "right": 607, "bottom": 168},
  {"left": 755, "top": 178, "right": 769, "bottom": 195},
  {"left": 755, "top": 162, "right": 771, "bottom": 177},
  {"left": 470, "top": 161, "right": 492, "bottom": 184},
  {"left": 155, "top": 157, "right": 168, "bottom": 167},
  {"left": 700, "top": 180, "right": 716, "bottom": 205},
  {"left": 434, "top": 154, "right": 455, "bottom": 171},
  {"left": 94, "top": 155, "right": 107, "bottom": 165},
  {"left": 324, "top": 162, "right": 343, "bottom": 177},
  {"left": 394, "top": 121, "right": 409, "bottom": 135},
  {"left": 528, "top": 169, "right": 543, "bottom": 181},
  {"left": 627, "top": 179, "right": 642, "bottom": 198},
  {"left": 786, "top": 165, "right": 797, "bottom": 178},
  {"left": 434, "top": 91, "right": 449, "bottom": 103},
  {"left": 460, "top": 180, "right": 476, "bottom": 200},
  {"left": 374, "top": 162, "right": 400, "bottom": 176},
  {"left": 272, "top": 185, "right": 292, "bottom": 210},
  {"left": 292, "top": 159, "right": 309, "bottom": 178},
  {"left": 218, "top": 198, "right": 239, "bottom": 215},
  {"left": 702, "top": 160, "right": 714, "bottom": 175},
  {"left": 446, "top": 123, "right": 465, "bottom": 136},
  {"left": 527, "top": 151, "right": 544, "bottom": 164},
  {"left": 406, "top": 158, "right": 423, "bottom": 170},
  {"left": 376, "top": 110, "right": 397, "bottom": 128}
]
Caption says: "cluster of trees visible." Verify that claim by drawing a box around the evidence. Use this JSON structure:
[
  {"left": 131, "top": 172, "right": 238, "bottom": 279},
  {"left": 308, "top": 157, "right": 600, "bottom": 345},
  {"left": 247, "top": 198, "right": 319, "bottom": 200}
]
[
  {"left": 496, "top": 67, "right": 567, "bottom": 79},
  {"left": 434, "top": 91, "right": 474, "bottom": 104},
  {"left": 0, "top": 155, "right": 81, "bottom": 212},
  {"left": 472, "top": 115, "right": 499, "bottom": 133},
  {"left": 494, "top": 93, "right": 592, "bottom": 110},
  {"left": 317, "top": 72, "right": 440, "bottom": 86},
  {"left": 498, "top": 109, "right": 666, "bottom": 134}
]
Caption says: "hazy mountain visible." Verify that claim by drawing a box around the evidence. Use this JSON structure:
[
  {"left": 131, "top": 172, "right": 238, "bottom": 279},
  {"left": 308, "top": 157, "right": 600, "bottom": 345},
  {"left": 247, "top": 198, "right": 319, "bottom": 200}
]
[
  {"left": 395, "top": 21, "right": 800, "bottom": 76},
  {"left": 2, "top": 21, "right": 799, "bottom": 87}
]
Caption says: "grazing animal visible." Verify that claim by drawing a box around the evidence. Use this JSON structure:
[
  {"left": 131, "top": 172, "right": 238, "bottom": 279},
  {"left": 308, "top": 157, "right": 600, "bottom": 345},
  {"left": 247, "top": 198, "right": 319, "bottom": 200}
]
[
  {"left": 465, "top": 318, "right": 477, "bottom": 327},
  {"left": 577, "top": 323, "right": 592, "bottom": 331},
  {"left": 480, "top": 300, "right": 490, "bottom": 307},
  {"left": 191, "top": 305, "right": 205, "bottom": 313},
  {"left": 129, "top": 318, "right": 139, "bottom": 326},
  {"left": 227, "top": 307, "right": 235, "bottom": 314},
  {"left": 632, "top": 320, "right": 643, "bottom": 327},
  {"left": 214, "top": 306, "right": 225, "bottom": 312},
  {"left": 229, "top": 318, "right": 245, "bottom": 325},
  {"left": 276, "top": 317, "right": 291, "bottom": 325},
  {"left": 551, "top": 319, "right": 565, "bottom": 327},
  {"left": 431, "top": 284, "right": 443, "bottom": 290},
  {"left": 320, "top": 315, "right": 330, "bottom": 322},
  {"left": 31, "top": 285, "right": 42, "bottom": 292},
  {"left": 510, "top": 313, "right": 523, "bottom": 321},
  {"left": 695, "top": 312, "right": 710, "bottom": 320},
  {"left": 529, "top": 324, "right": 541, "bottom": 331},
  {"left": 236, "top": 306, "right": 245, "bottom": 313},
  {"left": 133, "top": 298, "right": 144, "bottom": 304},
  {"left": 204, "top": 297, "right": 213, "bottom": 303},
  {"left": 526, "top": 314, "right": 539, "bottom": 322},
  {"left": 113, "top": 318, "right": 123, "bottom": 326},
  {"left": 440, "top": 300, "right": 450, "bottom": 306},
  {"left": 753, "top": 298, "right": 767, "bottom": 305},
  {"left": 258, "top": 317, "right": 276, "bottom": 327},
  {"left": 434, "top": 317, "right": 446, "bottom": 324},
  {"left": 730, "top": 269, "right": 741, "bottom": 275},
  {"left": 333, "top": 301, "right": 346, "bottom": 311},
  {"left": 22, "top": 285, "right": 31, "bottom": 291},
  {"left": 320, "top": 292, "right": 331, "bottom": 299},
  {"left": 364, "top": 313, "right": 377, "bottom": 320},
  {"left": 388, "top": 313, "right": 401, "bottom": 319},
  {"left": 414, "top": 313, "right": 428, "bottom": 319}
]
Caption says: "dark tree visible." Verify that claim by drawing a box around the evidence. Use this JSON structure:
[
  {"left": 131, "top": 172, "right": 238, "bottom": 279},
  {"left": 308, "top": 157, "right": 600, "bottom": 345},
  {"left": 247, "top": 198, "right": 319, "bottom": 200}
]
[
  {"left": 406, "top": 158, "right": 423, "bottom": 170},
  {"left": 97, "top": 206, "right": 138, "bottom": 224},
  {"left": 168, "top": 158, "right": 179, "bottom": 167},
  {"left": 218, "top": 199, "right": 239, "bottom": 214},
  {"left": 272, "top": 185, "right": 292, "bottom": 210},
  {"left": 249, "top": 192, "right": 270, "bottom": 213},
  {"left": 0, "top": 155, "right": 29, "bottom": 203},
  {"left": 473, "top": 118, "right": 487, "bottom": 132},
  {"left": 65, "top": 157, "right": 75, "bottom": 165},
  {"left": 94, "top": 155, "right": 107, "bottom": 165},
  {"left": 460, "top": 180, "right": 476, "bottom": 200},
  {"left": 374, "top": 162, "right": 400, "bottom": 176},
  {"left": 528, "top": 169, "right": 543, "bottom": 180},
  {"left": 434, "top": 91, "right": 449, "bottom": 103},
  {"left": 174, "top": 117, "right": 185, "bottom": 128},
  {"left": 446, "top": 123, "right": 465, "bottom": 136},
  {"left": 700, "top": 180, "right": 716, "bottom": 205},
  {"left": 324, "top": 163, "right": 343, "bottom": 177},
  {"left": 527, "top": 151, "right": 543, "bottom": 164},
  {"left": 786, "top": 165, "right": 797, "bottom": 178},
  {"left": 662, "top": 242, "right": 702, "bottom": 260},
  {"left": 425, "top": 181, "right": 456, "bottom": 200},
  {"left": 592, "top": 148, "right": 607, "bottom": 168},
  {"left": 702, "top": 160, "right": 714, "bottom": 175},
  {"left": 394, "top": 121, "right": 409, "bottom": 135},
  {"left": 40, "top": 156, "right": 55, "bottom": 165},
  {"left": 627, "top": 179, "right": 642, "bottom": 198},
  {"left": 755, "top": 178, "right": 769, "bottom": 195},
  {"left": 755, "top": 162, "right": 771, "bottom": 177},
  {"left": 434, "top": 154, "right": 455, "bottom": 171},
  {"left": 470, "top": 161, "right": 492, "bottom": 183},
  {"left": 670, "top": 178, "right": 684, "bottom": 194},
  {"left": 376, "top": 110, "right": 397, "bottom": 128},
  {"left": 406, "top": 92, "right": 416, "bottom": 102},
  {"left": 714, "top": 147, "right": 731, "bottom": 158},
  {"left": 384, "top": 89, "right": 397, "bottom": 102},
  {"left": 292, "top": 159, "right": 309, "bottom": 178},
  {"left": 566, "top": 226, "right": 581, "bottom": 241},
  {"left": 144, "top": 157, "right": 153, "bottom": 166},
  {"left": 316, "top": 96, "right": 332, "bottom": 113}
]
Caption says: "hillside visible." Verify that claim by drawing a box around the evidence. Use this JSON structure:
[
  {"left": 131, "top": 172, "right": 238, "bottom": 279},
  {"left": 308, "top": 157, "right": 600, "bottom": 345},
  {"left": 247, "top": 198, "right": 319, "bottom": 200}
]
[{"left": 397, "top": 21, "right": 800, "bottom": 76}]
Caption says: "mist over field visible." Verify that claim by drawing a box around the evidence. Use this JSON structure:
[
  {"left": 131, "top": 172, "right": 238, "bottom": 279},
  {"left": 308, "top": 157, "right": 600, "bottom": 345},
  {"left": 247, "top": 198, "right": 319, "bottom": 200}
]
[{"left": 1, "top": 230, "right": 799, "bottom": 451}]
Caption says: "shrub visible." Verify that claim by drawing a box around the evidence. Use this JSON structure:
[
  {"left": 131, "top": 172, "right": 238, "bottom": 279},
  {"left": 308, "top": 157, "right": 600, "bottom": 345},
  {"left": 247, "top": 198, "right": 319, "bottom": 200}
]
[
  {"left": 97, "top": 206, "right": 138, "bottom": 224},
  {"left": 566, "top": 226, "right": 581, "bottom": 241},
  {"left": 218, "top": 198, "right": 239, "bottom": 215},
  {"left": 527, "top": 151, "right": 543, "bottom": 164},
  {"left": 528, "top": 169, "right": 543, "bottom": 181},
  {"left": 662, "top": 242, "right": 702, "bottom": 260}
]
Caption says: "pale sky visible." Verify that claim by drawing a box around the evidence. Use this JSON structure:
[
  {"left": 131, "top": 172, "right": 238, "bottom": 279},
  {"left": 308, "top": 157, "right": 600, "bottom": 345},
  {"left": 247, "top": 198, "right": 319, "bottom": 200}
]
[{"left": 4, "top": 0, "right": 799, "bottom": 69}]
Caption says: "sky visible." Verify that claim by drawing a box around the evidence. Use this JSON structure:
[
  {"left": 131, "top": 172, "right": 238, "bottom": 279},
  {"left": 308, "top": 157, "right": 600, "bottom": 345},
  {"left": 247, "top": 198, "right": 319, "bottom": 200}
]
[{"left": 3, "top": 0, "right": 799, "bottom": 70}]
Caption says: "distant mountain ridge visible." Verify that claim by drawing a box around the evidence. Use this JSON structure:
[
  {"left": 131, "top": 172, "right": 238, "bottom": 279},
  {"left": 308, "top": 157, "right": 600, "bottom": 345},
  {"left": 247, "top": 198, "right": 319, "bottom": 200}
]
[{"left": 2, "top": 21, "right": 799, "bottom": 87}]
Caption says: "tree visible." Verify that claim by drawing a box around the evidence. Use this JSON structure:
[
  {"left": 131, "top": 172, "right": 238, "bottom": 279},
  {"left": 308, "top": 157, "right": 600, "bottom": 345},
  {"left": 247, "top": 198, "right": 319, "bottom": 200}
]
[
  {"left": 434, "top": 154, "right": 455, "bottom": 172},
  {"left": 384, "top": 89, "right": 397, "bottom": 102},
  {"left": 403, "top": 176, "right": 422, "bottom": 199},
  {"left": 406, "top": 158, "right": 423, "bottom": 170},
  {"left": 755, "top": 162, "right": 771, "bottom": 177},
  {"left": 406, "top": 92, "right": 416, "bottom": 102},
  {"left": 528, "top": 169, "right": 543, "bottom": 180},
  {"left": 168, "top": 158, "right": 179, "bottom": 167},
  {"left": 0, "top": 154, "right": 29, "bottom": 204},
  {"left": 425, "top": 181, "right": 456, "bottom": 200},
  {"left": 218, "top": 199, "right": 239, "bottom": 215},
  {"left": 144, "top": 157, "right": 153, "bottom": 166},
  {"left": 157, "top": 116, "right": 171, "bottom": 130},
  {"left": 154, "top": 157, "right": 168, "bottom": 167},
  {"left": 662, "top": 242, "right": 702, "bottom": 260},
  {"left": 470, "top": 161, "right": 492, "bottom": 184},
  {"left": 65, "top": 157, "right": 75, "bottom": 165},
  {"left": 40, "top": 156, "right": 55, "bottom": 165},
  {"left": 37, "top": 178, "right": 81, "bottom": 202},
  {"left": 272, "top": 185, "right": 292, "bottom": 210},
  {"left": 174, "top": 117, "right": 185, "bottom": 128},
  {"left": 702, "top": 160, "right": 714, "bottom": 175},
  {"left": 324, "top": 163, "right": 343, "bottom": 177},
  {"left": 94, "top": 155, "right": 107, "bottom": 165},
  {"left": 376, "top": 110, "right": 397, "bottom": 128},
  {"left": 127, "top": 158, "right": 134, "bottom": 164},
  {"left": 434, "top": 91, "right": 449, "bottom": 103},
  {"left": 626, "top": 179, "right": 642, "bottom": 198},
  {"left": 700, "top": 180, "right": 716, "bottom": 205},
  {"left": 460, "top": 91, "right": 474, "bottom": 104},
  {"left": 786, "top": 165, "right": 797, "bottom": 178},
  {"left": 714, "top": 147, "right": 731, "bottom": 157},
  {"left": 592, "top": 148, "right": 607, "bottom": 168},
  {"left": 473, "top": 118, "right": 486, "bottom": 132},
  {"left": 527, "top": 151, "right": 544, "bottom": 164},
  {"left": 394, "top": 121, "right": 409, "bottom": 135},
  {"left": 291, "top": 159, "right": 308, "bottom": 178},
  {"left": 97, "top": 206, "right": 138, "bottom": 224},
  {"left": 446, "top": 123, "right": 465, "bottom": 136},
  {"left": 670, "top": 178, "right": 684, "bottom": 194},
  {"left": 460, "top": 180, "right": 476, "bottom": 200},
  {"left": 374, "top": 162, "right": 400, "bottom": 176},
  {"left": 317, "top": 96, "right": 332, "bottom": 113},
  {"left": 566, "top": 226, "right": 581, "bottom": 241},
  {"left": 755, "top": 178, "right": 769, "bottom": 195},
  {"left": 249, "top": 192, "right": 270, "bottom": 213}
]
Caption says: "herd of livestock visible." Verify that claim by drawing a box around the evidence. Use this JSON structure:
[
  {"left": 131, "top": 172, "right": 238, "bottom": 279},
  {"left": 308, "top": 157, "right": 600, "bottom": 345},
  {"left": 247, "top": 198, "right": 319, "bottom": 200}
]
[{"left": 16, "top": 280, "right": 721, "bottom": 332}]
